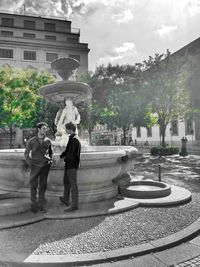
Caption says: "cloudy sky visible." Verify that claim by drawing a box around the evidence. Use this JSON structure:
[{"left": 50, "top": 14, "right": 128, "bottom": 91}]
[{"left": 1, "top": 0, "right": 200, "bottom": 71}]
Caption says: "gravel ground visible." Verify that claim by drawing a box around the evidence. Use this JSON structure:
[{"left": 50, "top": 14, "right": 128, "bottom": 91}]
[{"left": 0, "top": 154, "right": 200, "bottom": 258}]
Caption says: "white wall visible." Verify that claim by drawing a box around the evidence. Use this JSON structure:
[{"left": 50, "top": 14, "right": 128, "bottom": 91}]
[{"left": 131, "top": 119, "right": 195, "bottom": 144}]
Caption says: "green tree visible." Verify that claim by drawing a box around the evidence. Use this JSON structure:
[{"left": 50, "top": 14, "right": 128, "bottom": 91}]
[
  {"left": 79, "top": 62, "right": 167, "bottom": 146},
  {"left": 91, "top": 63, "right": 152, "bottom": 145},
  {"left": 142, "top": 50, "right": 189, "bottom": 148},
  {"left": 0, "top": 66, "right": 55, "bottom": 147}
]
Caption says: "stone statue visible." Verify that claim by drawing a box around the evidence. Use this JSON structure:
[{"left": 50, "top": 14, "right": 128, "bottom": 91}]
[{"left": 55, "top": 98, "right": 81, "bottom": 142}]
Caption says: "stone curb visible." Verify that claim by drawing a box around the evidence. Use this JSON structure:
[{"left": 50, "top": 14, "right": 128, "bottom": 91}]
[
  {"left": 22, "top": 216, "right": 200, "bottom": 265},
  {"left": 0, "top": 215, "right": 45, "bottom": 230}
]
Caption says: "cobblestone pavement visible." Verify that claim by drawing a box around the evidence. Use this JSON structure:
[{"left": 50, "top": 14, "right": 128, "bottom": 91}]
[{"left": 173, "top": 256, "right": 200, "bottom": 267}]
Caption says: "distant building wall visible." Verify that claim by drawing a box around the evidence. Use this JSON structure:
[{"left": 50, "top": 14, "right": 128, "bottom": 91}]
[{"left": 0, "top": 11, "right": 89, "bottom": 76}]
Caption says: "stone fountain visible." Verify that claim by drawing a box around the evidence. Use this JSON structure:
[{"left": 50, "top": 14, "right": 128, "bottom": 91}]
[
  {"left": 0, "top": 58, "right": 138, "bottom": 214},
  {"left": 0, "top": 58, "right": 192, "bottom": 218}
]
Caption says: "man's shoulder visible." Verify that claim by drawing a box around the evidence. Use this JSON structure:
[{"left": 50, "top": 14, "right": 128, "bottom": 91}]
[
  {"left": 27, "top": 136, "right": 37, "bottom": 143},
  {"left": 72, "top": 135, "right": 81, "bottom": 144}
]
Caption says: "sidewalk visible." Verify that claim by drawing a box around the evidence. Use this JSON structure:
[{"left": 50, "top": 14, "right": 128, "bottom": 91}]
[{"left": 0, "top": 193, "right": 200, "bottom": 267}]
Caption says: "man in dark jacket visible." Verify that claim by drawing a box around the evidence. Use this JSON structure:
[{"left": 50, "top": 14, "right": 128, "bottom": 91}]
[
  {"left": 24, "top": 122, "right": 53, "bottom": 213},
  {"left": 60, "top": 122, "right": 81, "bottom": 211}
]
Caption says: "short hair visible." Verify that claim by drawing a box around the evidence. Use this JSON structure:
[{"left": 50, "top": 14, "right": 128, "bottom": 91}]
[
  {"left": 37, "top": 122, "right": 48, "bottom": 129},
  {"left": 65, "top": 122, "right": 76, "bottom": 132}
]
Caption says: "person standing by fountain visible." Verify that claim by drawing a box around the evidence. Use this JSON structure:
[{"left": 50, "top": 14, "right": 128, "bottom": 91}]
[
  {"left": 59, "top": 122, "right": 81, "bottom": 212},
  {"left": 24, "top": 122, "right": 53, "bottom": 213}
]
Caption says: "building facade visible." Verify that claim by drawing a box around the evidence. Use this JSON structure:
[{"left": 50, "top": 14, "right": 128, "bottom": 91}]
[{"left": 0, "top": 11, "right": 90, "bottom": 76}]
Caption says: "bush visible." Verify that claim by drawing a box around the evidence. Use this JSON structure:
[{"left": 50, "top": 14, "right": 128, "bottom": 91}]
[{"left": 151, "top": 146, "right": 180, "bottom": 156}]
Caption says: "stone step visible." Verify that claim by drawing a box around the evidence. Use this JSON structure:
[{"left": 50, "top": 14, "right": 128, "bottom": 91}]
[
  {"left": 0, "top": 198, "right": 30, "bottom": 216},
  {"left": 0, "top": 189, "right": 12, "bottom": 200}
]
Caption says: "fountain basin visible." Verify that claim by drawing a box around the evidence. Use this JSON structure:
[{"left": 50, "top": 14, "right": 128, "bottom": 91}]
[
  {"left": 119, "top": 180, "right": 171, "bottom": 199},
  {"left": 0, "top": 146, "right": 137, "bottom": 203},
  {"left": 39, "top": 81, "right": 92, "bottom": 105}
]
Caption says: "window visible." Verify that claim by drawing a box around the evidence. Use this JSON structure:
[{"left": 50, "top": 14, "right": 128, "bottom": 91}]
[
  {"left": 1, "top": 31, "right": 13, "bottom": 36},
  {"left": 147, "top": 127, "right": 152, "bottom": 137},
  {"left": 23, "top": 33, "right": 36, "bottom": 39},
  {"left": 136, "top": 127, "right": 141, "bottom": 138},
  {"left": 46, "top": 52, "right": 58, "bottom": 62},
  {"left": 0, "top": 48, "right": 13, "bottom": 58},
  {"left": 44, "top": 22, "right": 56, "bottom": 32},
  {"left": 2, "top": 18, "right": 14, "bottom": 27},
  {"left": 185, "top": 118, "right": 194, "bottom": 135},
  {"left": 69, "top": 54, "right": 80, "bottom": 62},
  {"left": 45, "top": 35, "right": 56, "bottom": 41},
  {"left": 24, "top": 50, "right": 36, "bottom": 61},
  {"left": 67, "top": 38, "right": 78, "bottom": 44},
  {"left": 24, "top": 20, "right": 35, "bottom": 29},
  {"left": 171, "top": 119, "right": 178, "bottom": 135}
]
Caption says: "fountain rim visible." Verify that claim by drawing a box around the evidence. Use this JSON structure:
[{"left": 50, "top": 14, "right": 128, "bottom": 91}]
[
  {"left": 0, "top": 146, "right": 137, "bottom": 160},
  {"left": 120, "top": 180, "right": 171, "bottom": 199},
  {"left": 38, "top": 80, "right": 92, "bottom": 105}
]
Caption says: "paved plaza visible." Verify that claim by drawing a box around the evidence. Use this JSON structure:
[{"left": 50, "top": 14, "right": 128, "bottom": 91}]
[{"left": 1, "top": 154, "right": 200, "bottom": 266}]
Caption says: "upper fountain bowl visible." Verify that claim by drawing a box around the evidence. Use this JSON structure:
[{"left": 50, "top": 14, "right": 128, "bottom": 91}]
[
  {"left": 39, "top": 81, "right": 92, "bottom": 106},
  {"left": 39, "top": 57, "right": 92, "bottom": 105},
  {"left": 51, "top": 57, "right": 80, "bottom": 81}
]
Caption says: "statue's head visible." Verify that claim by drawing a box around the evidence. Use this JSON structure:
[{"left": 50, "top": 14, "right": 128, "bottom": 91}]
[{"left": 65, "top": 98, "right": 73, "bottom": 107}]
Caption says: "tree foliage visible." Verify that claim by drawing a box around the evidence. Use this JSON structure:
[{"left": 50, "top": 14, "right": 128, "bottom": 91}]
[
  {"left": 142, "top": 50, "right": 189, "bottom": 147},
  {"left": 0, "top": 66, "right": 55, "bottom": 147}
]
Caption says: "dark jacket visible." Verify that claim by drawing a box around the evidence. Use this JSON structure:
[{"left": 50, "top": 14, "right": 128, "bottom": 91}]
[
  {"left": 60, "top": 134, "right": 81, "bottom": 169},
  {"left": 24, "top": 136, "right": 53, "bottom": 167}
]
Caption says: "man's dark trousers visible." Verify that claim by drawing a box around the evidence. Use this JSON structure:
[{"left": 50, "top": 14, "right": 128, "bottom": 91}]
[
  {"left": 63, "top": 168, "right": 78, "bottom": 208},
  {"left": 30, "top": 164, "right": 50, "bottom": 208}
]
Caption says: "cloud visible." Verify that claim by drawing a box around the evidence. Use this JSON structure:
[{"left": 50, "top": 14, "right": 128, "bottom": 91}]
[
  {"left": 0, "top": 0, "right": 199, "bottom": 71},
  {"left": 112, "top": 9, "right": 134, "bottom": 23},
  {"left": 155, "top": 25, "right": 178, "bottom": 38},
  {"left": 186, "top": 0, "right": 200, "bottom": 16},
  {"left": 114, "top": 42, "right": 136, "bottom": 54},
  {"left": 98, "top": 42, "right": 137, "bottom": 65}
]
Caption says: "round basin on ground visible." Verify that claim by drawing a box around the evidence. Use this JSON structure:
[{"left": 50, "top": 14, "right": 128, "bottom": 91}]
[{"left": 119, "top": 180, "right": 171, "bottom": 199}]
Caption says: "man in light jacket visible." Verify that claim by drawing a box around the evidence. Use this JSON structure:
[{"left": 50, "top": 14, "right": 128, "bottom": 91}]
[{"left": 24, "top": 122, "right": 52, "bottom": 213}]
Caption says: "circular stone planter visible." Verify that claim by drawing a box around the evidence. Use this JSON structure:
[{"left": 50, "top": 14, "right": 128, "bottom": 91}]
[{"left": 119, "top": 180, "right": 171, "bottom": 199}]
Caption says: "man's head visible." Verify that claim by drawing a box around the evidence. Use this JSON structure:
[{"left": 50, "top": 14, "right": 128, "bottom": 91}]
[
  {"left": 65, "top": 122, "right": 76, "bottom": 134},
  {"left": 37, "top": 122, "right": 48, "bottom": 137}
]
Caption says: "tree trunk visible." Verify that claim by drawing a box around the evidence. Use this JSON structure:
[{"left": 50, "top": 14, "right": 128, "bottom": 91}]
[
  {"left": 88, "top": 129, "right": 92, "bottom": 146},
  {"left": 9, "top": 126, "right": 13, "bottom": 149},
  {"left": 159, "top": 120, "right": 167, "bottom": 148}
]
